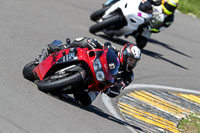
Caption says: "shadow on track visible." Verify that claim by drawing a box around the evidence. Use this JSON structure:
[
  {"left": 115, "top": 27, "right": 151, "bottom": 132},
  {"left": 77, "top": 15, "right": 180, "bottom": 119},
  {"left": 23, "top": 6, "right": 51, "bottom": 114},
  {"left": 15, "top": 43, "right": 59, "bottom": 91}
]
[
  {"left": 149, "top": 38, "right": 192, "bottom": 58},
  {"left": 53, "top": 93, "right": 143, "bottom": 132},
  {"left": 142, "top": 49, "right": 189, "bottom": 70},
  {"left": 96, "top": 34, "right": 189, "bottom": 70},
  {"left": 97, "top": 34, "right": 132, "bottom": 46}
]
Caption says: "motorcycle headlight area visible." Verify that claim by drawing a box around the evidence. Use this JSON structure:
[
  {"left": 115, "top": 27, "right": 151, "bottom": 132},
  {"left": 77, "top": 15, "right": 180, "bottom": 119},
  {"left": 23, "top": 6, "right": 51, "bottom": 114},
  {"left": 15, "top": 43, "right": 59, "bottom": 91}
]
[{"left": 93, "top": 59, "right": 105, "bottom": 81}]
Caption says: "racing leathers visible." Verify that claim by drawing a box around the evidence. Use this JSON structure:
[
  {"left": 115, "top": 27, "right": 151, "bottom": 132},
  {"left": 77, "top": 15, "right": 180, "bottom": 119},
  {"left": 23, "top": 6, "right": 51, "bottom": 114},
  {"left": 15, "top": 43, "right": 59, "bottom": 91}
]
[
  {"left": 68, "top": 37, "right": 134, "bottom": 98},
  {"left": 149, "top": 5, "right": 174, "bottom": 33},
  {"left": 134, "top": 2, "right": 174, "bottom": 49}
]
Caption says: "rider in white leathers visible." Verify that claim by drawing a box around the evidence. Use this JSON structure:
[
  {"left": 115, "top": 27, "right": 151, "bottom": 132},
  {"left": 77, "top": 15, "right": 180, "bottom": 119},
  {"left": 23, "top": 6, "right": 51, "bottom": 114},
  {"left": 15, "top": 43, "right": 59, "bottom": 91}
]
[{"left": 103, "top": 0, "right": 179, "bottom": 50}]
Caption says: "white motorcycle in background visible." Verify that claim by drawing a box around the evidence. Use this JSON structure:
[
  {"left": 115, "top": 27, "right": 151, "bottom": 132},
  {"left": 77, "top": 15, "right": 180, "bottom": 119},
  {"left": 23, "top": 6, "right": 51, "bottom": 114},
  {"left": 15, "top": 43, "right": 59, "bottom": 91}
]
[{"left": 89, "top": 0, "right": 152, "bottom": 38}]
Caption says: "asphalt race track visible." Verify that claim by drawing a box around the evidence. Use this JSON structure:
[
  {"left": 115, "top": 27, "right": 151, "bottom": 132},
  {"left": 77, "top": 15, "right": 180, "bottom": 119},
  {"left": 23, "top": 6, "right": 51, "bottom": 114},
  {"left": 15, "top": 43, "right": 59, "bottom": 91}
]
[{"left": 0, "top": 0, "right": 200, "bottom": 133}]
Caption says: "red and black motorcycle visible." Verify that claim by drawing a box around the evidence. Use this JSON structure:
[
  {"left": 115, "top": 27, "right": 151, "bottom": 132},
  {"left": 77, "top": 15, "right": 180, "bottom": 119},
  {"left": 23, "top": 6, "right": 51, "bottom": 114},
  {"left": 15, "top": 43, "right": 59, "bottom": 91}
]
[{"left": 23, "top": 45, "right": 120, "bottom": 98}]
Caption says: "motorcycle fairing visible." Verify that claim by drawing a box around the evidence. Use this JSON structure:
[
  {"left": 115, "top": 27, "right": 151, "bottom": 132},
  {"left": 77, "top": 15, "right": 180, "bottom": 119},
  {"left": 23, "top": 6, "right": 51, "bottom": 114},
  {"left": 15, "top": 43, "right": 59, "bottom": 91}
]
[
  {"left": 56, "top": 50, "right": 78, "bottom": 64},
  {"left": 103, "top": 0, "right": 152, "bottom": 36},
  {"left": 33, "top": 49, "right": 69, "bottom": 80},
  {"left": 33, "top": 48, "right": 89, "bottom": 80},
  {"left": 33, "top": 47, "right": 117, "bottom": 92}
]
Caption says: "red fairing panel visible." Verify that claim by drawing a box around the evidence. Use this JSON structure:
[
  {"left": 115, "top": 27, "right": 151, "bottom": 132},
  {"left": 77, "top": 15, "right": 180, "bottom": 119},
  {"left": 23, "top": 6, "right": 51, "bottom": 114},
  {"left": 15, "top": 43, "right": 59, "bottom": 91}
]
[{"left": 33, "top": 49, "right": 70, "bottom": 80}]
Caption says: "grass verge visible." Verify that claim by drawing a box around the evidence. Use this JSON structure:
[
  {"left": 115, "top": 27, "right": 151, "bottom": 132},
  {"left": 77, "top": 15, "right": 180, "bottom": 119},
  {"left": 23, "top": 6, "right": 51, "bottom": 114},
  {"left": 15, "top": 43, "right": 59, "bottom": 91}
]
[
  {"left": 178, "top": 0, "right": 200, "bottom": 18},
  {"left": 178, "top": 113, "right": 200, "bottom": 133}
]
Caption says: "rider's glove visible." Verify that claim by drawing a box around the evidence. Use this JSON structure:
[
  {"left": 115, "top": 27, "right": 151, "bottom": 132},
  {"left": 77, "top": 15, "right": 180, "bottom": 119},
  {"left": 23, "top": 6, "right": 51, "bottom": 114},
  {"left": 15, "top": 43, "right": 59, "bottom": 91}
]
[
  {"left": 150, "top": 28, "right": 160, "bottom": 33},
  {"left": 143, "top": 24, "right": 160, "bottom": 33},
  {"left": 104, "top": 85, "right": 120, "bottom": 98},
  {"left": 104, "top": 81, "right": 126, "bottom": 98}
]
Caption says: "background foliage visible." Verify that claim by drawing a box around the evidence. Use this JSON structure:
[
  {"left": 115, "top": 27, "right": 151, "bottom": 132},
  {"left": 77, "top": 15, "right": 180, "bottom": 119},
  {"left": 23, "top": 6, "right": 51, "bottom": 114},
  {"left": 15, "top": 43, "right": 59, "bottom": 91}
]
[{"left": 178, "top": 0, "right": 200, "bottom": 18}]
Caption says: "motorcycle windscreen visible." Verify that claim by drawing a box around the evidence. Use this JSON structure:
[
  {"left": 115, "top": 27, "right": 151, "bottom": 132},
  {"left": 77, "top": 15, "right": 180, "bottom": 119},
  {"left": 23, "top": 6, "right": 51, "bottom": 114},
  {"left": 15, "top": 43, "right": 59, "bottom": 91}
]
[{"left": 106, "top": 48, "right": 120, "bottom": 82}]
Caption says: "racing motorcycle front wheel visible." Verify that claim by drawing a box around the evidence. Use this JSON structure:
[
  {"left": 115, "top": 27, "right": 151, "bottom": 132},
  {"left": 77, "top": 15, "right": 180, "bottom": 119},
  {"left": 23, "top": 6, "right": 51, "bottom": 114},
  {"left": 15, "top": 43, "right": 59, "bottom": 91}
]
[
  {"left": 89, "top": 14, "right": 122, "bottom": 34},
  {"left": 90, "top": 6, "right": 110, "bottom": 21},
  {"left": 37, "top": 66, "right": 84, "bottom": 92}
]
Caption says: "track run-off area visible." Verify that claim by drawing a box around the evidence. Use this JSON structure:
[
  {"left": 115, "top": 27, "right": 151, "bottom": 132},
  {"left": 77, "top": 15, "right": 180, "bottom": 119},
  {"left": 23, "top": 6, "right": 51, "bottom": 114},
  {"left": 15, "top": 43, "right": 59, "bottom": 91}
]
[
  {"left": 102, "top": 84, "right": 200, "bottom": 133},
  {"left": 0, "top": 0, "right": 200, "bottom": 133}
]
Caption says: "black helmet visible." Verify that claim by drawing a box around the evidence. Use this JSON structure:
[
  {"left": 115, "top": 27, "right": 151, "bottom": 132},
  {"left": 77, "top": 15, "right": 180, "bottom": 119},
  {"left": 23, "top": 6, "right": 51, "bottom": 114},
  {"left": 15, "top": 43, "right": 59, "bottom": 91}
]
[{"left": 118, "top": 44, "right": 141, "bottom": 71}]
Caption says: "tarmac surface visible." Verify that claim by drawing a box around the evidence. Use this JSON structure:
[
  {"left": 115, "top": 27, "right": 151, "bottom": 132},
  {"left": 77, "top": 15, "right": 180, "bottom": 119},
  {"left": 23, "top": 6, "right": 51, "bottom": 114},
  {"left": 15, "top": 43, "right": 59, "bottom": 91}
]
[{"left": 0, "top": 0, "right": 200, "bottom": 133}]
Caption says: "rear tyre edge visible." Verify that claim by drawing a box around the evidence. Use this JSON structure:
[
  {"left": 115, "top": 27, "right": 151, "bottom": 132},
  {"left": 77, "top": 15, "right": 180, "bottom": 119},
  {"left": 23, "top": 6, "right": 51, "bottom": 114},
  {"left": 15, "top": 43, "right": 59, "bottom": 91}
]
[{"left": 23, "top": 61, "right": 37, "bottom": 81}]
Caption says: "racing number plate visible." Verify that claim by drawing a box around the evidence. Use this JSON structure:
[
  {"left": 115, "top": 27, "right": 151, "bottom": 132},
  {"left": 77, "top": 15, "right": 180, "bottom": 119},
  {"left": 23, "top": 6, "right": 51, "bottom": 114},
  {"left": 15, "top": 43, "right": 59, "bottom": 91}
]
[{"left": 56, "top": 52, "right": 78, "bottom": 63}]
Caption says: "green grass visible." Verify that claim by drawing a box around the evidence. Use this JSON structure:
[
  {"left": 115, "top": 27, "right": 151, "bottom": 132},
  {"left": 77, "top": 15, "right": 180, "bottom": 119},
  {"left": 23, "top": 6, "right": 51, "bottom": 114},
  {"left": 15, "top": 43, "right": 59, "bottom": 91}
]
[
  {"left": 178, "top": 113, "right": 200, "bottom": 133},
  {"left": 178, "top": 0, "right": 200, "bottom": 18}
]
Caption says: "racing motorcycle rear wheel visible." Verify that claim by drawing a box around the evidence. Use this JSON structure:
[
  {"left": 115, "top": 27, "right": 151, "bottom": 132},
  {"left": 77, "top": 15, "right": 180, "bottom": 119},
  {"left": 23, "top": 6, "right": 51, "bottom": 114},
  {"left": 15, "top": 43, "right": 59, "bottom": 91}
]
[
  {"left": 37, "top": 66, "right": 83, "bottom": 92},
  {"left": 23, "top": 60, "right": 38, "bottom": 81}
]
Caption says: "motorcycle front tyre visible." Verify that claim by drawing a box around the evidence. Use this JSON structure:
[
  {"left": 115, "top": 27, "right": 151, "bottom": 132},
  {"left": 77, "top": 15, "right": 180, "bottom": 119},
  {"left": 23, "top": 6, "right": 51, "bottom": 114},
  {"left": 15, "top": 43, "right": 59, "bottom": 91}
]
[
  {"left": 37, "top": 71, "right": 82, "bottom": 93},
  {"left": 90, "top": 6, "right": 110, "bottom": 21},
  {"left": 89, "top": 15, "right": 121, "bottom": 34}
]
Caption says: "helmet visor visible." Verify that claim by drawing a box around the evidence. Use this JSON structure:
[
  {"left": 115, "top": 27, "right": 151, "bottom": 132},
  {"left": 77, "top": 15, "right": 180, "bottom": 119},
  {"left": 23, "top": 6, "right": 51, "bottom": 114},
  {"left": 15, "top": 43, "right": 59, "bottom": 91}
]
[{"left": 127, "top": 57, "right": 138, "bottom": 69}]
